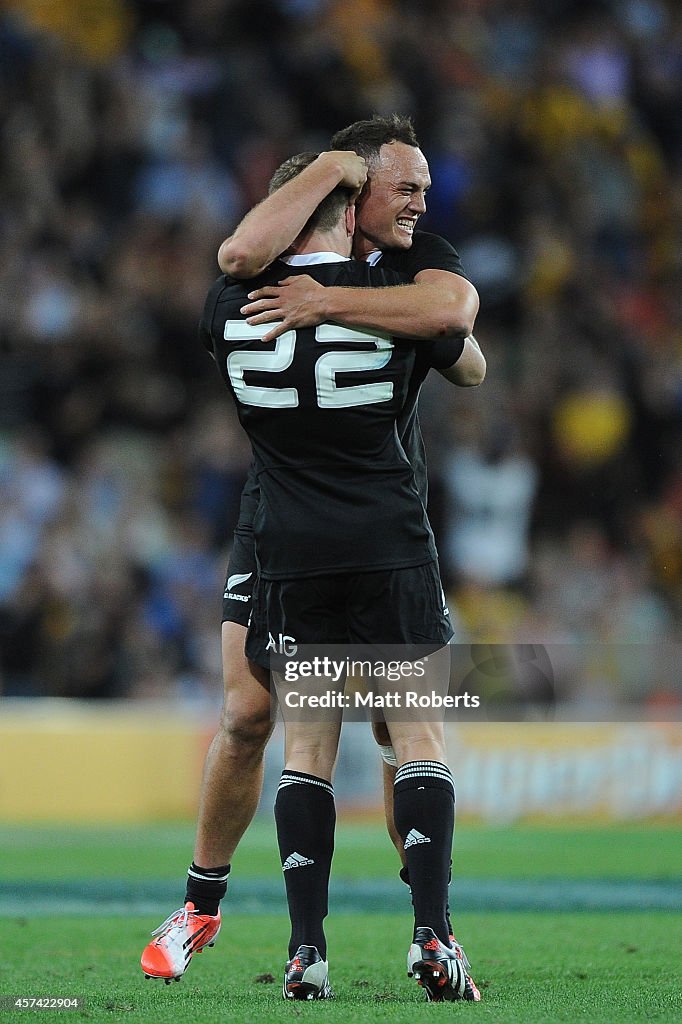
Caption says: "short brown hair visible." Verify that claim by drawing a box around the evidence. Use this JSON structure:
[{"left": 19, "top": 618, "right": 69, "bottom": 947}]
[
  {"left": 268, "top": 152, "right": 354, "bottom": 232},
  {"left": 330, "top": 114, "right": 420, "bottom": 170}
]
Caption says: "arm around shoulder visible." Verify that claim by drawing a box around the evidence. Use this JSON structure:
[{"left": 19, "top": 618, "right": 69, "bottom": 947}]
[
  {"left": 217, "top": 152, "right": 367, "bottom": 279},
  {"left": 412, "top": 268, "right": 479, "bottom": 340},
  {"left": 318, "top": 269, "right": 480, "bottom": 341}
]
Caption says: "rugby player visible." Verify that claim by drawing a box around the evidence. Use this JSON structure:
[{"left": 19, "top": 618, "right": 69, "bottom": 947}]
[{"left": 141, "top": 117, "right": 483, "bottom": 1003}]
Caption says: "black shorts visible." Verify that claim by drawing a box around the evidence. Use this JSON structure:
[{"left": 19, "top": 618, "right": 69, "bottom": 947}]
[
  {"left": 245, "top": 561, "right": 454, "bottom": 670},
  {"left": 221, "top": 529, "right": 257, "bottom": 627}
]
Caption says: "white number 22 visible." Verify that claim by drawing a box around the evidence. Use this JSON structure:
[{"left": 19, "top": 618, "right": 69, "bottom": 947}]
[{"left": 224, "top": 321, "right": 394, "bottom": 409}]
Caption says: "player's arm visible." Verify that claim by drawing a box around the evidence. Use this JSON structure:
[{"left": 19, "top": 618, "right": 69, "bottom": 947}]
[
  {"left": 241, "top": 266, "right": 479, "bottom": 343},
  {"left": 439, "top": 334, "right": 486, "bottom": 387},
  {"left": 217, "top": 151, "right": 367, "bottom": 278},
  {"left": 425, "top": 332, "right": 486, "bottom": 388}
]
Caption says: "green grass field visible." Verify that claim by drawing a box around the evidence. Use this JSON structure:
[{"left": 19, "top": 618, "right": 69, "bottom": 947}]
[{"left": 1, "top": 820, "right": 681, "bottom": 1023}]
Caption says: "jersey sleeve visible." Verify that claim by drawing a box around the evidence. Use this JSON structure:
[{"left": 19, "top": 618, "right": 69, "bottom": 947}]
[
  {"left": 198, "top": 276, "right": 229, "bottom": 354},
  {"left": 381, "top": 231, "right": 469, "bottom": 280},
  {"left": 424, "top": 335, "right": 466, "bottom": 369}
]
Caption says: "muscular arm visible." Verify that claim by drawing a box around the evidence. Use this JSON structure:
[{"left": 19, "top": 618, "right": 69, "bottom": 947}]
[
  {"left": 312, "top": 267, "right": 478, "bottom": 340},
  {"left": 242, "top": 267, "right": 479, "bottom": 342},
  {"left": 218, "top": 152, "right": 367, "bottom": 278}
]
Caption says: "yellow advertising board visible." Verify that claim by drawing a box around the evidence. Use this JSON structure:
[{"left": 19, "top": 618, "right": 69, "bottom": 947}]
[
  {"left": 447, "top": 722, "right": 682, "bottom": 821},
  {"left": 0, "top": 701, "right": 680, "bottom": 823},
  {"left": 0, "top": 700, "right": 205, "bottom": 822}
]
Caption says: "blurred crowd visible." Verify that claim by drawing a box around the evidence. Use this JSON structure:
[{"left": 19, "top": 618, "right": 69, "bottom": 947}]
[{"left": 0, "top": 0, "right": 680, "bottom": 705}]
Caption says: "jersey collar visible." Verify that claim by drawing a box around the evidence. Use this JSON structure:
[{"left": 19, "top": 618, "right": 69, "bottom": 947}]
[{"left": 281, "top": 252, "right": 351, "bottom": 265}]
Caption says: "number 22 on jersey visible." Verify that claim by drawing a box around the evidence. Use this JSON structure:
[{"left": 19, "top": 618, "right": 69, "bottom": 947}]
[{"left": 224, "top": 321, "right": 394, "bottom": 409}]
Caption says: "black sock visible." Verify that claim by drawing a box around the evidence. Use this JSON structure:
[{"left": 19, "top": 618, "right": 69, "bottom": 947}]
[
  {"left": 274, "top": 770, "right": 335, "bottom": 960},
  {"left": 399, "top": 860, "right": 454, "bottom": 938},
  {"left": 394, "top": 761, "right": 454, "bottom": 946},
  {"left": 184, "top": 862, "right": 230, "bottom": 916}
]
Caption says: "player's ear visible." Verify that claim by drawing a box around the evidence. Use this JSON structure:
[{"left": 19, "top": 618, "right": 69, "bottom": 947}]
[{"left": 345, "top": 202, "right": 356, "bottom": 239}]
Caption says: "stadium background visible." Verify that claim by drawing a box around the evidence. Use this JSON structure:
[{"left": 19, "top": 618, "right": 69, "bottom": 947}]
[{"left": 1, "top": 2, "right": 681, "bottom": 831}]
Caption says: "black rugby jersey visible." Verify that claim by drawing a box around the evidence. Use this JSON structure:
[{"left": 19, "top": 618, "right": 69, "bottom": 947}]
[
  {"left": 378, "top": 229, "right": 467, "bottom": 281},
  {"left": 201, "top": 255, "right": 440, "bottom": 580},
  {"left": 215, "top": 231, "right": 468, "bottom": 547},
  {"left": 376, "top": 231, "right": 468, "bottom": 505}
]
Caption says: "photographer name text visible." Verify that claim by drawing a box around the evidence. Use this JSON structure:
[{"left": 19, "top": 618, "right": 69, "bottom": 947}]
[{"left": 283, "top": 690, "right": 480, "bottom": 709}]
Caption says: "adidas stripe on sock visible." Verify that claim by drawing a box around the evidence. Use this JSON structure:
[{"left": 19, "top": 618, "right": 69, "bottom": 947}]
[
  {"left": 395, "top": 761, "right": 455, "bottom": 791},
  {"left": 184, "top": 862, "right": 230, "bottom": 916},
  {"left": 394, "top": 761, "right": 454, "bottom": 946},
  {"left": 275, "top": 770, "right": 335, "bottom": 959}
]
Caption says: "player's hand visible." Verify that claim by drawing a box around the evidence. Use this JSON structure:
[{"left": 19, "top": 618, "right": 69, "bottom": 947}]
[
  {"left": 241, "top": 275, "right": 327, "bottom": 343},
  {"left": 319, "top": 150, "right": 368, "bottom": 191}
]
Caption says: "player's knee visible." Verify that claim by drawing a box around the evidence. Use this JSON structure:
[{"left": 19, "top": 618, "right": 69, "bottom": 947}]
[{"left": 220, "top": 700, "right": 272, "bottom": 753}]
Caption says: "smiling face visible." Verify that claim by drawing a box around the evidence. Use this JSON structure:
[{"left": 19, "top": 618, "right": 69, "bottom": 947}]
[{"left": 353, "top": 141, "right": 431, "bottom": 258}]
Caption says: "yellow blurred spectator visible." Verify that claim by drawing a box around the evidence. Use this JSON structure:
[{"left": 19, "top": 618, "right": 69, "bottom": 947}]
[
  {"left": 552, "top": 389, "right": 631, "bottom": 466},
  {"left": 327, "top": 0, "right": 390, "bottom": 84},
  {"left": 7, "top": 0, "right": 133, "bottom": 62},
  {"left": 452, "top": 582, "right": 529, "bottom": 644}
]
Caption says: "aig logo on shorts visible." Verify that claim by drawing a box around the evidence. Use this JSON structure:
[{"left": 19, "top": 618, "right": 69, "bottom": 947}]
[{"left": 266, "top": 632, "right": 298, "bottom": 656}]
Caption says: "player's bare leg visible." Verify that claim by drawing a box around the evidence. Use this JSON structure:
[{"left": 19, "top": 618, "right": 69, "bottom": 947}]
[
  {"left": 381, "top": 759, "right": 405, "bottom": 862},
  {"left": 387, "top": 718, "right": 447, "bottom": 767},
  {"left": 281, "top": 718, "right": 342, "bottom": 783},
  {"left": 371, "top": 719, "right": 405, "bottom": 866},
  {"left": 193, "top": 622, "right": 272, "bottom": 868},
  {"left": 141, "top": 622, "right": 273, "bottom": 982}
]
